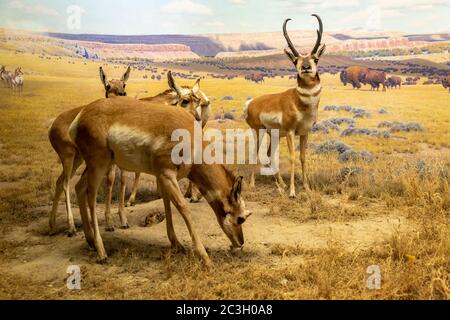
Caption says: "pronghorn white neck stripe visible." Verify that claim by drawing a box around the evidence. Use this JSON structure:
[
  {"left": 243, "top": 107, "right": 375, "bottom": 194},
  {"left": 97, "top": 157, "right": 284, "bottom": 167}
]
[{"left": 297, "top": 84, "right": 322, "bottom": 96}]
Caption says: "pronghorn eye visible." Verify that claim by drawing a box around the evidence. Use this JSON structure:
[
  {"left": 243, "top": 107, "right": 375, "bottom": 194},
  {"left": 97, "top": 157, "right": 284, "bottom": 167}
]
[{"left": 314, "top": 59, "right": 319, "bottom": 64}]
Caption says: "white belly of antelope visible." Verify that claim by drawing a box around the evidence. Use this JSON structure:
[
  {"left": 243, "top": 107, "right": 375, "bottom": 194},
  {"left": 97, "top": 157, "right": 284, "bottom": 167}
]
[
  {"left": 259, "top": 112, "right": 283, "bottom": 129},
  {"left": 107, "top": 124, "right": 166, "bottom": 174}
]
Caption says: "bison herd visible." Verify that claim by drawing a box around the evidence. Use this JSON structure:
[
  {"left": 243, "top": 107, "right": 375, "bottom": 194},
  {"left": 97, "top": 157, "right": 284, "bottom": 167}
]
[{"left": 340, "top": 66, "right": 449, "bottom": 92}]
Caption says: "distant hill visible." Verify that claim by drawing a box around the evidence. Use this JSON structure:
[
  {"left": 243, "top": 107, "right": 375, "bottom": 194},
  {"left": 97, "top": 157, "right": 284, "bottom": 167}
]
[
  {"left": 46, "top": 30, "right": 450, "bottom": 58},
  {"left": 46, "top": 33, "right": 226, "bottom": 56}
]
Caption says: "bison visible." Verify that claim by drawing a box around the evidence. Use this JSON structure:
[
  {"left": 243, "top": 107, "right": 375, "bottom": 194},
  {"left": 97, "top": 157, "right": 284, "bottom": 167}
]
[
  {"left": 386, "top": 76, "right": 401, "bottom": 89},
  {"left": 340, "top": 66, "right": 370, "bottom": 89},
  {"left": 362, "top": 70, "right": 386, "bottom": 91}
]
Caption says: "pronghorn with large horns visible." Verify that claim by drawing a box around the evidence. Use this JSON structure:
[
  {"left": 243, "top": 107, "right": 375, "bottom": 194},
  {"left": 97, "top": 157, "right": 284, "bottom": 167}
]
[
  {"left": 48, "top": 66, "right": 131, "bottom": 236},
  {"left": 245, "top": 14, "right": 326, "bottom": 198},
  {"left": 69, "top": 96, "right": 251, "bottom": 266}
]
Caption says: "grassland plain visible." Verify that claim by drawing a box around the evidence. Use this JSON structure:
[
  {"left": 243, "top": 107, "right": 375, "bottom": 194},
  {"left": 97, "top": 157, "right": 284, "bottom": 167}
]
[{"left": 0, "top": 50, "right": 448, "bottom": 299}]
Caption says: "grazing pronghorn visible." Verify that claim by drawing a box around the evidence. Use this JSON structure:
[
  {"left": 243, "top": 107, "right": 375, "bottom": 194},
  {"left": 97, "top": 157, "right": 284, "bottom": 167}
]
[
  {"left": 48, "top": 67, "right": 131, "bottom": 236},
  {"left": 69, "top": 97, "right": 251, "bottom": 266},
  {"left": 245, "top": 14, "right": 326, "bottom": 198},
  {"left": 10, "top": 67, "right": 24, "bottom": 93},
  {"left": 48, "top": 68, "right": 209, "bottom": 235}
]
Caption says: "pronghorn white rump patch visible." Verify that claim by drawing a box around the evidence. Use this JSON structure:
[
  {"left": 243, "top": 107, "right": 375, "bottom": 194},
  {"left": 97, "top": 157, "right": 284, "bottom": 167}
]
[
  {"left": 68, "top": 111, "right": 83, "bottom": 143},
  {"left": 107, "top": 124, "right": 167, "bottom": 173},
  {"left": 242, "top": 99, "right": 253, "bottom": 120},
  {"left": 259, "top": 112, "right": 283, "bottom": 128},
  {"left": 297, "top": 84, "right": 322, "bottom": 96}
]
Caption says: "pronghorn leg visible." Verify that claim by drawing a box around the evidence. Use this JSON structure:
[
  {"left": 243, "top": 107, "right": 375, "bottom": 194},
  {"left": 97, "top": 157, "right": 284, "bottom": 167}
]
[
  {"left": 184, "top": 181, "right": 193, "bottom": 199},
  {"left": 118, "top": 170, "right": 130, "bottom": 229},
  {"left": 286, "top": 131, "right": 296, "bottom": 198},
  {"left": 249, "top": 129, "right": 260, "bottom": 189},
  {"left": 104, "top": 165, "right": 116, "bottom": 232},
  {"left": 49, "top": 173, "right": 64, "bottom": 235},
  {"left": 75, "top": 169, "right": 94, "bottom": 248},
  {"left": 126, "top": 172, "right": 140, "bottom": 207},
  {"left": 61, "top": 154, "right": 77, "bottom": 236},
  {"left": 300, "top": 135, "right": 310, "bottom": 192},
  {"left": 87, "top": 163, "right": 111, "bottom": 263},
  {"left": 158, "top": 173, "right": 211, "bottom": 267},
  {"left": 160, "top": 188, "right": 184, "bottom": 252},
  {"left": 267, "top": 132, "right": 286, "bottom": 192}
]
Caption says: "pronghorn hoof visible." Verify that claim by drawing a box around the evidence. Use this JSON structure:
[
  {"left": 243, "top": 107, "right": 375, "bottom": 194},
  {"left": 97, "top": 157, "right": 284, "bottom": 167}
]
[
  {"left": 120, "top": 224, "right": 130, "bottom": 230},
  {"left": 49, "top": 229, "right": 57, "bottom": 236},
  {"left": 171, "top": 244, "right": 186, "bottom": 253},
  {"left": 67, "top": 230, "right": 77, "bottom": 237},
  {"left": 97, "top": 257, "right": 108, "bottom": 265},
  {"left": 105, "top": 227, "right": 115, "bottom": 232},
  {"left": 289, "top": 194, "right": 297, "bottom": 199}
]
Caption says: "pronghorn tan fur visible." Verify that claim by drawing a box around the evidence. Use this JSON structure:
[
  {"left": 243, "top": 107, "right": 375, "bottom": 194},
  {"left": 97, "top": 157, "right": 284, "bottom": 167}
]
[
  {"left": 69, "top": 97, "right": 251, "bottom": 266},
  {"left": 244, "top": 14, "right": 326, "bottom": 198}
]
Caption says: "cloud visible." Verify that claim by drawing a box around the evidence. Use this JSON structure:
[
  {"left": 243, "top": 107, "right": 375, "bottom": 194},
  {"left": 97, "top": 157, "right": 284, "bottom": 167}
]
[
  {"left": 205, "top": 21, "right": 225, "bottom": 27},
  {"left": 375, "top": 0, "right": 447, "bottom": 10},
  {"left": 9, "top": 0, "right": 59, "bottom": 16},
  {"left": 3, "top": 19, "right": 49, "bottom": 32},
  {"left": 273, "top": 0, "right": 360, "bottom": 12},
  {"left": 161, "top": 0, "right": 213, "bottom": 15},
  {"left": 228, "top": 0, "right": 246, "bottom": 4}
]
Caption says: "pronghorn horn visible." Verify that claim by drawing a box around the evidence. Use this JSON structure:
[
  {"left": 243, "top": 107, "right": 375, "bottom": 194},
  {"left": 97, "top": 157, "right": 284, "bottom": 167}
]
[
  {"left": 283, "top": 18, "right": 299, "bottom": 58},
  {"left": 311, "top": 14, "right": 323, "bottom": 55}
]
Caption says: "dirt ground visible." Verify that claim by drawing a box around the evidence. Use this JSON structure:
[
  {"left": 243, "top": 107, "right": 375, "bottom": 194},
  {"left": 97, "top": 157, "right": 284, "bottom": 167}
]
[{"left": 0, "top": 175, "right": 418, "bottom": 299}]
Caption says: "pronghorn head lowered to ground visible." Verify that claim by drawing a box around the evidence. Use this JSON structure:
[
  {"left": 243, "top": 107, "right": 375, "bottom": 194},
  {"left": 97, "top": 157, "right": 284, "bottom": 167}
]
[
  {"left": 245, "top": 14, "right": 326, "bottom": 198},
  {"left": 69, "top": 98, "right": 251, "bottom": 265},
  {"left": 283, "top": 14, "right": 326, "bottom": 85},
  {"left": 99, "top": 66, "right": 131, "bottom": 98}
]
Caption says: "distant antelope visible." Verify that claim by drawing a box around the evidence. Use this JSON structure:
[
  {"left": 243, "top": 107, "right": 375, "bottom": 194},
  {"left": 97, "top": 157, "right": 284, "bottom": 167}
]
[
  {"left": 69, "top": 97, "right": 251, "bottom": 266},
  {"left": 48, "top": 67, "right": 131, "bottom": 236},
  {"left": 10, "top": 67, "right": 24, "bottom": 93},
  {"left": 0, "top": 66, "right": 8, "bottom": 87},
  {"left": 245, "top": 14, "right": 326, "bottom": 198}
]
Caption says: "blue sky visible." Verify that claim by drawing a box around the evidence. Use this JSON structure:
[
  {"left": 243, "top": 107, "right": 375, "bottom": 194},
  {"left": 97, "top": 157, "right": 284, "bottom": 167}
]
[{"left": 0, "top": 0, "right": 449, "bottom": 35}]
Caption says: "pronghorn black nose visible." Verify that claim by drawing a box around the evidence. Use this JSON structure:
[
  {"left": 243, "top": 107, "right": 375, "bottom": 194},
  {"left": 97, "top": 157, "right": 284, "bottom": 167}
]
[{"left": 302, "top": 64, "right": 312, "bottom": 71}]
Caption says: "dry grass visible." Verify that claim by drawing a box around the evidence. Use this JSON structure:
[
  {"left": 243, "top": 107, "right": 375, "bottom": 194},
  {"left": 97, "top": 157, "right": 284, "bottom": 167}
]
[{"left": 0, "top": 50, "right": 449, "bottom": 300}]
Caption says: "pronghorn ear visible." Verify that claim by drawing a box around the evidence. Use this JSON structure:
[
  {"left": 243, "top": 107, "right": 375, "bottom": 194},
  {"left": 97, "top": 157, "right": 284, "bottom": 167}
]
[
  {"left": 284, "top": 49, "right": 298, "bottom": 65},
  {"left": 314, "top": 44, "right": 326, "bottom": 59},
  {"left": 122, "top": 66, "right": 131, "bottom": 82},
  {"left": 167, "top": 71, "right": 182, "bottom": 96},
  {"left": 193, "top": 78, "right": 201, "bottom": 94},
  {"left": 231, "top": 176, "right": 244, "bottom": 204},
  {"left": 99, "top": 67, "right": 109, "bottom": 88}
]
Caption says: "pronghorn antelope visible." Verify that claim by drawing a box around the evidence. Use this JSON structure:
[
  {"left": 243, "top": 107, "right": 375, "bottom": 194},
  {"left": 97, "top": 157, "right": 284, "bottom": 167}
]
[
  {"left": 105, "top": 71, "right": 211, "bottom": 226},
  {"left": 0, "top": 66, "right": 8, "bottom": 86},
  {"left": 69, "top": 97, "right": 251, "bottom": 265},
  {"left": 48, "top": 67, "right": 131, "bottom": 236},
  {"left": 48, "top": 68, "right": 209, "bottom": 235},
  {"left": 99, "top": 66, "right": 129, "bottom": 97},
  {"left": 245, "top": 14, "right": 326, "bottom": 198},
  {"left": 10, "top": 67, "right": 24, "bottom": 93}
]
